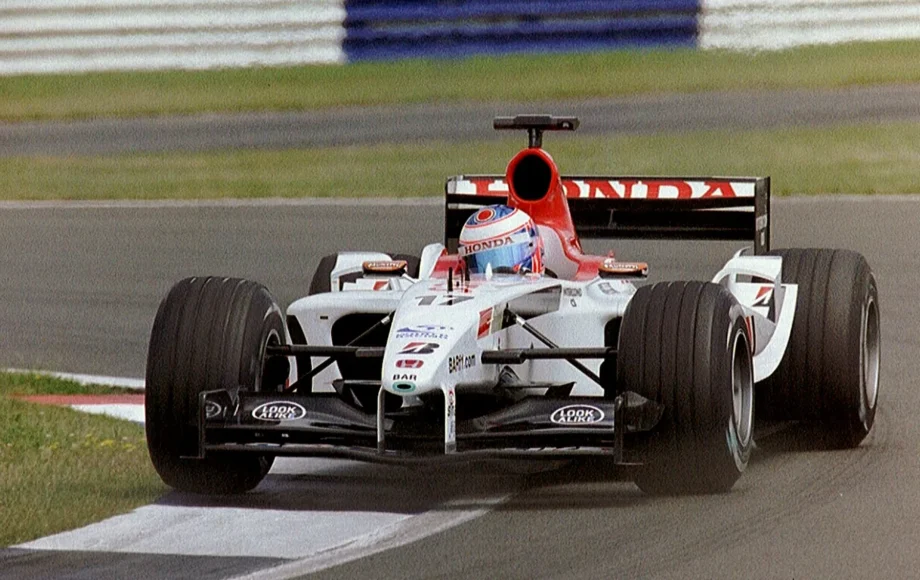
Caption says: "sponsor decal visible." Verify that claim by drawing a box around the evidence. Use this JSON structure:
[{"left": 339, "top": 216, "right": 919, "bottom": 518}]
[
  {"left": 416, "top": 295, "right": 474, "bottom": 306},
  {"left": 457, "top": 236, "right": 514, "bottom": 257},
  {"left": 395, "top": 324, "right": 452, "bottom": 340},
  {"left": 362, "top": 260, "right": 407, "bottom": 273},
  {"left": 474, "top": 207, "right": 497, "bottom": 223},
  {"left": 448, "top": 353, "right": 476, "bottom": 374},
  {"left": 398, "top": 342, "right": 440, "bottom": 355},
  {"left": 550, "top": 404, "right": 605, "bottom": 425},
  {"left": 252, "top": 401, "right": 307, "bottom": 422},
  {"left": 446, "top": 388, "right": 456, "bottom": 442},
  {"left": 396, "top": 359, "right": 424, "bottom": 369},
  {"left": 563, "top": 287, "right": 582, "bottom": 297},
  {"left": 204, "top": 400, "right": 223, "bottom": 419},
  {"left": 491, "top": 308, "right": 504, "bottom": 334},
  {"left": 392, "top": 373, "right": 417, "bottom": 381},
  {"left": 753, "top": 285, "right": 773, "bottom": 307},
  {"left": 392, "top": 382, "right": 416, "bottom": 393},
  {"left": 600, "top": 259, "right": 648, "bottom": 277},
  {"left": 477, "top": 307, "right": 505, "bottom": 338},
  {"left": 342, "top": 278, "right": 389, "bottom": 291},
  {"left": 477, "top": 308, "right": 492, "bottom": 339},
  {"left": 451, "top": 177, "right": 756, "bottom": 199}
]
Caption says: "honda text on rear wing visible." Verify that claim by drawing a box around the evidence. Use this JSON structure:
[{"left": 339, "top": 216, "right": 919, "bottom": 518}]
[{"left": 445, "top": 115, "right": 770, "bottom": 255}]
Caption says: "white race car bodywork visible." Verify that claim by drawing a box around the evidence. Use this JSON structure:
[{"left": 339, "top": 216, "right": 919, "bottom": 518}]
[
  {"left": 145, "top": 115, "right": 878, "bottom": 498},
  {"left": 288, "top": 245, "right": 797, "bottom": 399}
]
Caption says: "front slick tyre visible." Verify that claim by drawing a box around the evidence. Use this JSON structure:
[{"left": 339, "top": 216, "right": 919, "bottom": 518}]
[
  {"left": 146, "top": 277, "right": 286, "bottom": 494},
  {"left": 618, "top": 282, "right": 754, "bottom": 495}
]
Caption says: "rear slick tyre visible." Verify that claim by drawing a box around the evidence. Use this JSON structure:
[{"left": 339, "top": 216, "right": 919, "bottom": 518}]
[
  {"left": 757, "top": 249, "right": 880, "bottom": 449},
  {"left": 145, "top": 276, "right": 285, "bottom": 494},
  {"left": 618, "top": 282, "right": 754, "bottom": 495}
]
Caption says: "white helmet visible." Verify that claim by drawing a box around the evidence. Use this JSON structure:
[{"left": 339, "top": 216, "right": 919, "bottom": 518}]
[{"left": 458, "top": 205, "right": 543, "bottom": 274}]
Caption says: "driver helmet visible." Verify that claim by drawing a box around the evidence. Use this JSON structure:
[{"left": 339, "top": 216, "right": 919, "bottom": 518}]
[{"left": 458, "top": 205, "right": 544, "bottom": 274}]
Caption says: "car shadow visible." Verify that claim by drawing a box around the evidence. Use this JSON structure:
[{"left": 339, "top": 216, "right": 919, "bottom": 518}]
[
  {"left": 157, "top": 422, "right": 833, "bottom": 515},
  {"left": 156, "top": 455, "right": 652, "bottom": 514}
]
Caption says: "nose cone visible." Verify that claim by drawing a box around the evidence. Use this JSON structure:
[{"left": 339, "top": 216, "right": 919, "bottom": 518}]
[{"left": 382, "top": 321, "right": 456, "bottom": 396}]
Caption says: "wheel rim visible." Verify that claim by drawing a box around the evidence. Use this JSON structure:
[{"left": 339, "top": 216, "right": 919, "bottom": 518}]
[
  {"left": 731, "top": 329, "right": 754, "bottom": 452},
  {"left": 258, "top": 328, "right": 283, "bottom": 393},
  {"left": 860, "top": 296, "right": 880, "bottom": 425}
]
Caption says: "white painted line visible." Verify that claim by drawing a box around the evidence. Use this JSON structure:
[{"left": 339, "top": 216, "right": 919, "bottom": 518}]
[
  {"left": 11, "top": 369, "right": 520, "bottom": 573},
  {"left": 232, "top": 493, "right": 512, "bottom": 579},
  {"left": 19, "top": 457, "right": 518, "bottom": 574},
  {"left": 20, "top": 503, "right": 409, "bottom": 560},
  {"left": 3, "top": 368, "right": 145, "bottom": 390},
  {"left": 71, "top": 403, "right": 145, "bottom": 424}
]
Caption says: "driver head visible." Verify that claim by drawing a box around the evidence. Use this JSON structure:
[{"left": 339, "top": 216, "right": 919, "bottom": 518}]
[{"left": 458, "top": 205, "right": 544, "bottom": 275}]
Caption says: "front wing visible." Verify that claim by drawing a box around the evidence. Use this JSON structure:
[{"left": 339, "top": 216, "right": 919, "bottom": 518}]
[{"left": 190, "top": 388, "right": 663, "bottom": 465}]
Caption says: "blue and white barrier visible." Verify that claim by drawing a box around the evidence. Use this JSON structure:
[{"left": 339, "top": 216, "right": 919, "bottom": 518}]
[
  {"left": 701, "top": 0, "right": 920, "bottom": 50},
  {"left": 1, "top": 0, "right": 920, "bottom": 74},
  {"left": 342, "top": 0, "right": 700, "bottom": 61},
  {"left": 0, "top": 0, "right": 347, "bottom": 75}
]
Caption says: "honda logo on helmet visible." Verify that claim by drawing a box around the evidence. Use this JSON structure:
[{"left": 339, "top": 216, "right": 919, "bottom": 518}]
[{"left": 458, "top": 235, "right": 514, "bottom": 256}]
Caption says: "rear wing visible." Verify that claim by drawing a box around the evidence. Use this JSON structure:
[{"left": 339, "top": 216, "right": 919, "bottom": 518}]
[{"left": 445, "top": 175, "right": 771, "bottom": 254}]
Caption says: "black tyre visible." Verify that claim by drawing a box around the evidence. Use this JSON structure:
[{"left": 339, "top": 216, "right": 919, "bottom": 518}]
[
  {"left": 308, "top": 253, "right": 420, "bottom": 295},
  {"left": 618, "top": 281, "right": 754, "bottom": 495},
  {"left": 757, "top": 249, "right": 880, "bottom": 449},
  {"left": 146, "top": 277, "right": 287, "bottom": 494}
]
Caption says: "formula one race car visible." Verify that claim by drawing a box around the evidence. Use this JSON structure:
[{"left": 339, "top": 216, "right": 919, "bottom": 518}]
[{"left": 145, "top": 115, "right": 880, "bottom": 496}]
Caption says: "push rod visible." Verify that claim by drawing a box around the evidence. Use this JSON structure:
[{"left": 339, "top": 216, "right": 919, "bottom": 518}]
[{"left": 504, "top": 308, "right": 605, "bottom": 387}]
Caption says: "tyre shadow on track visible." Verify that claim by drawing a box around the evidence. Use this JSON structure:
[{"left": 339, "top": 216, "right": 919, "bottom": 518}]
[
  {"left": 153, "top": 458, "right": 532, "bottom": 514},
  {"left": 151, "top": 422, "right": 872, "bottom": 516},
  {"left": 466, "top": 421, "right": 874, "bottom": 513}
]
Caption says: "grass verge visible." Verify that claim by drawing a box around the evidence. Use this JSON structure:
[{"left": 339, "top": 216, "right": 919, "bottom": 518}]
[
  {"left": 2, "top": 120, "right": 917, "bottom": 200},
  {"left": 2, "top": 40, "right": 920, "bottom": 122},
  {"left": 0, "top": 372, "right": 164, "bottom": 547}
]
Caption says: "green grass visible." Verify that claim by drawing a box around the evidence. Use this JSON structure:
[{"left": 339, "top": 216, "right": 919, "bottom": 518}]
[
  {"left": 0, "top": 372, "right": 164, "bottom": 547},
  {"left": 0, "top": 372, "right": 141, "bottom": 396},
  {"left": 3, "top": 120, "right": 917, "bottom": 200},
  {"left": 2, "top": 40, "right": 920, "bottom": 121}
]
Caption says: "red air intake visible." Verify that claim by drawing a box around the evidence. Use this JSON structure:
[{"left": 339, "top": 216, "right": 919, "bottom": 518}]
[{"left": 505, "top": 148, "right": 577, "bottom": 244}]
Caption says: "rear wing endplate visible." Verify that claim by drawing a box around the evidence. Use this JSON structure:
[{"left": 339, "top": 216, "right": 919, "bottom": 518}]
[{"left": 444, "top": 176, "right": 771, "bottom": 254}]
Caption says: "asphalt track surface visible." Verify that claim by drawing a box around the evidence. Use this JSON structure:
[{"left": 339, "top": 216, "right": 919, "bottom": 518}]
[
  {"left": 0, "top": 194, "right": 917, "bottom": 579},
  {"left": 1, "top": 87, "right": 919, "bottom": 579},
  {"left": 2, "top": 83, "right": 920, "bottom": 156}
]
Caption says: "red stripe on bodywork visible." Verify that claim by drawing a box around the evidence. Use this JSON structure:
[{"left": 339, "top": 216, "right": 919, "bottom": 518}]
[{"left": 478, "top": 308, "right": 492, "bottom": 338}]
